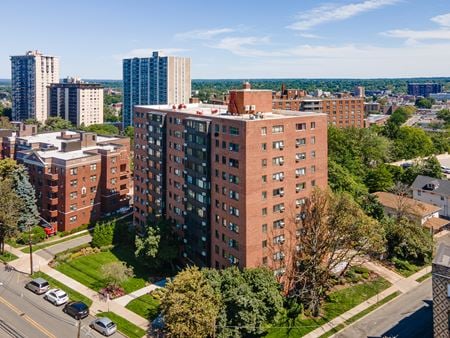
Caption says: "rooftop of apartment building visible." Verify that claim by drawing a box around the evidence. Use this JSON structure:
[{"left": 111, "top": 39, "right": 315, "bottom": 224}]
[{"left": 135, "top": 103, "right": 326, "bottom": 121}]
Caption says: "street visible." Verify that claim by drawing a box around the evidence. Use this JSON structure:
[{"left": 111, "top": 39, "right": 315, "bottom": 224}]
[
  {"left": 335, "top": 278, "right": 432, "bottom": 338},
  {"left": 0, "top": 268, "right": 125, "bottom": 338}
]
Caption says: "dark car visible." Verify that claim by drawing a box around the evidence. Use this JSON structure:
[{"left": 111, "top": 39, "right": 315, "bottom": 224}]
[{"left": 63, "top": 301, "right": 89, "bottom": 319}]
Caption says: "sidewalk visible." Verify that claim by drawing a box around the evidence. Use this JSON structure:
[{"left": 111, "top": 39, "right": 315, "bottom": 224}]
[
  {"left": 115, "top": 284, "right": 161, "bottom": 306},
  {"left": 303, "top": 263, "right": 430, "bottom": 338}
]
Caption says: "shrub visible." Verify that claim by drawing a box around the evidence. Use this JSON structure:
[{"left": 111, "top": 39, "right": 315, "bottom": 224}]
[
  {"left": 18, "top": 226, "right": 46, "bottom": 244},
  {"left": 92, "top": 221, "right": 115, "bottom": 248},
  {"left": 101, "top": 261, "right": 134, "bottom": 287},
  {"left": 392, "top": 257, "right": 415, "bottom": 272},
  {"left": 99, "top": 285, "right": 126, "bottom": 299}
]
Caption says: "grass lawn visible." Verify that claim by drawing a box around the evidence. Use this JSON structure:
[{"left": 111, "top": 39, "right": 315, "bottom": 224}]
[
  {"left": 0, "top": 251, "right": 18, "bottom": 262},
  {"left": 32, "top": 271, "right": 93, "bottom": 306},
  {"left": 416, "top": 272, "right": 432, "bottom": 283},
  {"left": 266, "top": 277, "right": 391, "bottom": 338},
  {"left": 125, "top": 294, "right": 160, "bottom": 320},
  {"left": 97, "top": 311, "right": 146, "bottom": 338},
  {"left": 55, "top": 245, "right": 166, "bottom": 294},
  {"left": 21, "top": 232, "right": 89, "bottom": 254}
]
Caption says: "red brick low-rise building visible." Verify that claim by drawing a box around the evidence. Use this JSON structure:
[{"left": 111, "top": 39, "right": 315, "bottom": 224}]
[
  {"left": 134, "top": 83, "right": 328, "bottom": 276},
  {"left": 0, "top": 125, "right": 131, "bottom": 232}
]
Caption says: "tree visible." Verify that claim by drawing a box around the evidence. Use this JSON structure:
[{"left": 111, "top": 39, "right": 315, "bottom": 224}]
[
  {"left": 415, "top": 98, "right": 433, "bottom": 109},
  {"left": 42, "top": 116, "right": 73, "bottom": 131},
  {"left": 19, "top": 226, "right": 46, "bottom": 244},
  {"left": 100, "top": 261, "right": 134, "bottom": 287},
  {"left": 83, "top": 123, "right": 119, "bottom": 135},
  {"left": 437, "top": 109, "right": 450, "bottom": 126},
  {"left": 328, "top": 160, "right": 368, "bottom": 201},
  {"left": 364, "top": 165, "right": 394, "bottom": 193},
  {"left": 0, "top": 179, "right": 23, "bottom": 254},
  {"left": 11, "top": 166, "right": 39, "bottom": 230},
  {"left": 160, "top": 267, "right": 220, "bottom": 338},
  {"left": 135, "top": 219, "right": 178, "bottom": 269},
  {"left": 91, "top": 221, "right": 115, "bottom": 248},
  {"left": 422, "top": 155, "right": 443, "bottom": 179},
  {"left": 124, "top": 126, "right": 134, "bottom": 145},
  {"left": 392, "top": 127, "right": 434, "bottom": 160},
  {"left": 290, "top": 188, "right": 385, "bottom": 316},
  {"left": 203, "top": 267, "right": 283, "bottom": 337}
]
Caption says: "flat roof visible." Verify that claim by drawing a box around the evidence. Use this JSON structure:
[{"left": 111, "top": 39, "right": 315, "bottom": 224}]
[
  {"left": 36, "top": 144, "right": 117, "bottom": 161},
  {"left": 135, "top": 103, "right": 326, "bottom": 121}
]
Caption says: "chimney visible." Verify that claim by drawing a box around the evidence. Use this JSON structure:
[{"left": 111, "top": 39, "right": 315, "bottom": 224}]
[{"left": 243, "top": 82, "right": 251, "bottom": 90}]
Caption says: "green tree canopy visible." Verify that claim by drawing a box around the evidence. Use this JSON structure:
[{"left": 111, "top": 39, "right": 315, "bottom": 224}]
[
  {"left": 83, "top": 123, "right": 119, "bottom": 135},
  {"left": 42, "top": 116, "right": 73, "bottom": 131},
  {"left": 364, "top": 165, "right": 394, "bottom": 193},
  {"left": 392, "top": 127, "right": 435, "bottom": 160},
  {"left": 0, "top": 178, "right": 23, "bottom": 253},
  {"left": 415, "top": 97, "right": 434, "bottom": 109}
]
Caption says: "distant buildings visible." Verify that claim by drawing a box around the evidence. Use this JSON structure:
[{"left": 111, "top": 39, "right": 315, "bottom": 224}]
[
  {"left": 122, "top": 51, "right": 191, "bottom": 128},
  {"left": 134, "top": 83, "right": 328, "bottom": 272},
  {"left": 48, "top": 77, "right": 104, "bottom": 127},
  {"left": 407, "top": 83, "right": 443, "bottom": 97},
  {"left": 11, "top": 50, "right": 60, "bottom": 123},
  {"left": 432, "top": 243, "right": 450, "bottom": 338},
  {"left": 365, "top": 114, "right": 389, "bottom": 127},
  {"left": 354, "top": 86, "right": 365, "bottom": 98},
  {"left": 429, "top": 92, "right": 450, "bottom": 101},
  {"left": 0, "top": 124, "right": 131, "bottom": 231},
  {"left": 273, "top": 87, "right": 365, "bottom": 128}
]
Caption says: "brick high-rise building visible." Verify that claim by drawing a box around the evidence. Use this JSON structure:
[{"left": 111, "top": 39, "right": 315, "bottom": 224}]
[
  {"left": 122, "top": 51, "right": 191, "bottom": 128},
  {"left": 48, "top": 77, "right": 104, "bottom": 126},
  {"left": 134, "top": 83, "right": 327, "bottom": 273},
  {"left": 0, "top": 126, "right": 131, "bottom": 232},
  {"left": 11, "top": 50, "right": 60, "bottom": 123}
]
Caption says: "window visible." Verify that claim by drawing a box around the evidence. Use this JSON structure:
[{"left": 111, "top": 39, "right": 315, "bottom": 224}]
[
  {"left": 90, "top": 175, "right": 97, "bottom": 182},
  {"left": 272, "top": 141, "right": 284, "bottom": 150},
  {"left": 273, "top": 188, "right": 284, "bottom": 197},
  {"left": 262, "top": 257, "right": 268, "bottom": 265},
  {"left": 111, "top": 178, "right": 117, "bottom": 185},
  {"left": 70, "top": 204, "right": 77, "bottom": 211},
  {"left": 261, "top": 127, "right": 267, "bottom": 135},
  {"left": 272, "top": 156, "right": 284, "bottom": 166},
  {"left": 229, "top": 143, "right": 239, "bottom": 152},
  {"left": 296, "top": 198, "right": 306, "bottom": 207},
  {"left": 311, "top": 165, "right": 316, "bottom": 173},
  {"left": 273, "top": 251, "right": 285, "bottom": 261},
  {"left": 70, "top": 168, "right": 78, "bottom": 175},
  {"left": 229, "top": 127, "right": 239, "bottom": 136},
  {"left": 311, "top": 136, "right": 316, "bottom": 144},
  {"left": 272, "top": 172, "right": 284, "bottom": 181},
  {"left": 296, "top": 153, "right": 306, "bottom": 161},
  {"left": 296, "top": 182, "right": 306, "bottom": 192},
  {"left": 229, "top": 174, "right": 239, "bottom": 184},
  {"left": 262, "top": 208, "right": 267, "bottom": 216},
  {"left": 273, "top": 235, "right": 285, "bottom": 244},
  {"left": 262, "top": 175, "right": 267, "bottom": 183},
  {"left": 262, "top": 159, "right": 267, "bottom": 167},
  {"left": 229, "top": 158, "right": 239, "bottom": 168},
  {"left": 296, "top": 168, "right": 306, "bottom": 177},
  {"left": 296, "top": 138, "right": 306, "bottom": 147},
  {"left": 229, "top": 206, "right": 240, "bottom": 216},
  {"left": 262, "top": 240, "right": 267, "bottom": 248},
  {"left": 311, "top": 150, "right": 316, "bottom": 158},
  {"left": 272, "top": 125, "right": 284, "bottom": 133},
  {"left": 262, "top": 224, "right": 268, "bottom": 233},
  {"left": 273, "top": 203, "right": 285, "bottom": 213},
  {"left": 261, "top": 143, "right": 267, "bottom": 151},
  {"left": 262, "top": 191, "right": 267, "bottom": 200},
  {"left": 229, "top": 190, "right": 239, "bottom": 201},
  {"left": 296, "top": 123, "right": 306, "bottom": 131},
  {"left": 311, "top": 122, "right": 316, "bottom": 129},
  {"left": 70, "top": 216, "right": 77, "bottom": 223},
  {"left": 70, "top": 192, "right": 77, "bottom": 199},
  {"left": 273, "top": 219, "right": 285, "bottom": 229},
  {"left": 90, "top": 164, "right": 97, "bottom": 171},
  {"left": 70, "top": 179, "right": 77, "bottom": 187},
  {"left": 311, "top": 180, "right": 316, "bottom": 187}
]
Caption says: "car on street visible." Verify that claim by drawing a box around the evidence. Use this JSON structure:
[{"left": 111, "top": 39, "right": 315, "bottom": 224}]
[
  {"left": 63, "top": 301, "right": 89, "bottom": 319},
  {"left": 44, "top": 288, "right": 69, "bottom": 306},
  {"left": 90, "top": 317, "right": 117, "bottom": 336},
  {"left": 25, "top": 278, "right": 50, "bottom": 294}
]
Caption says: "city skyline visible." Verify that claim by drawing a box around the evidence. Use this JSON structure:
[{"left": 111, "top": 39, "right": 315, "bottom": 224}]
[{"left": 2, "top": 0, "right": 450, "bottom": 79}]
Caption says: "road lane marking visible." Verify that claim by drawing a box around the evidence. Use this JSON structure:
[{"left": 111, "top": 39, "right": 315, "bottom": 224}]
[{"left": 0, "top": 294, "right": 57, "bottom": 338}]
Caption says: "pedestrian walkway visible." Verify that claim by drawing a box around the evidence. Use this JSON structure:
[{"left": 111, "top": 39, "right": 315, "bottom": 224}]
[
  {"left": 303, "top": 263, "right": 431, "bottom": 338},
  {"left": 114, "top": 284, "right": 161, "bottom": 306}
]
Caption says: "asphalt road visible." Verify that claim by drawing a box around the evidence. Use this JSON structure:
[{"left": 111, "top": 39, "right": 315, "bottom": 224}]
[
  {"left": 335, "top": 278, "right": 432, "bottom": 338},
  {"left": 35, "top": 234, "right": 92, "bottom": 262},
  {"left": 0, "top": 268, "right": 126, "bottom": 338}
]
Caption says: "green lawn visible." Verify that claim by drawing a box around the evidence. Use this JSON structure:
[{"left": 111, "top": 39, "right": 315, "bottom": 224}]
[
  {"left": 55, "top": 246, "right": 160, "bottom": 293},
  {"left": 0, "top": 251, "right": 18, "bottom": 262},
  {"left": 125, "top": 293, "right": 160, "bottom": 320},
  {"left": 416, "top": 272, "right": 432, "bottom": 283},
  {"left": 21, "top": 232, "right": 89, "bottom": 254},
  {"left": 32, "top": 271, "right": 93, "bottom": 306},
  {"left": 266, "top": 277, "right": 391, "bottom": 338},
  {"left": 97, "top": 311, "right": 146, "bottom": 338}
]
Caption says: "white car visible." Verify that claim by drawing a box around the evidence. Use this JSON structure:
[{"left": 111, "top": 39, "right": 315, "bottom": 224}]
[{"left": 44, "top": 289, "right": 69, "bottom": 306}]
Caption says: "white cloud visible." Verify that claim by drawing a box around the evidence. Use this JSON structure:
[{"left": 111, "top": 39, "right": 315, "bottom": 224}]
[
  {"left": 175, "top": 28, "right": 235, "bottom": 40},
  {"left": 298, "top": 33, "right": 324, "bottom": 39},
  {"left": 431, "top": 13, "right": 450, "bottom": 27},
  {"left": 115, "top": 48, "right": 189, "bottom": 60},
  {"left": 211, "top": 36, "right": 286, "bottom": 57},
  {"left": 288, "top": 0, "right": 399, "bottom": 31}
]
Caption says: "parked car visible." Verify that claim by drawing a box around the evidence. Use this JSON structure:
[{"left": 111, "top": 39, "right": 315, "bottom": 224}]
[
  {"left": 25, "top": 278, "right": 50, "bottom": 294},
  {"left": 90, "top": 317, "right": 117, "bottom": 336},
  {"left": 63, "top": 301, "right": 89, "bottom": 319},
  {"left": 44, "top": 289, "right": 69, "bottom": 306}
]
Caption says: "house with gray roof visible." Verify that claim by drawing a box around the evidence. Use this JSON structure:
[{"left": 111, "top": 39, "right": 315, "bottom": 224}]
[{"left": 412, "top": 175, "right": 450, "bottom": 218}]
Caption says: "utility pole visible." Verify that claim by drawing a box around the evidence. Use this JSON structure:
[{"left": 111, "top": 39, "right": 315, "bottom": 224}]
[
  {"left": 77, "top": 318, "right": 81, "bottom": 338},
  {"left": 28, "top": 225, "right": 33, "bottom": 275}
]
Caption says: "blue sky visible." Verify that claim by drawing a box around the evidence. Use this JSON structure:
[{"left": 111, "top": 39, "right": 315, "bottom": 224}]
[{"left": 2, "top": 0, "right": 450, "bottom": 79}]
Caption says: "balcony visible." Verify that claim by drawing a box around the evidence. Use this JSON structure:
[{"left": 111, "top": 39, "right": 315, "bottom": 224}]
[
  {"left": 45, "top": 172, "right": 58, "bottom": 181},
  {"left": 49, "top": 209, "right": 58, "bottom": 218},
  {"left": 49, "top": 185, "right": 58, "bottom": 193},
  {"left": 49, "top": 197, "right": 58, "bottom": 206}
]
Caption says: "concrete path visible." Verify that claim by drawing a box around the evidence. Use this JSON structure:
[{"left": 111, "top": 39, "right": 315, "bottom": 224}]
[
  {"left": 303, "top": 264, "right": 431, "bottom": 338},
  {"left": 114, "top": 284, "right": 161, "bottom": 306}
]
